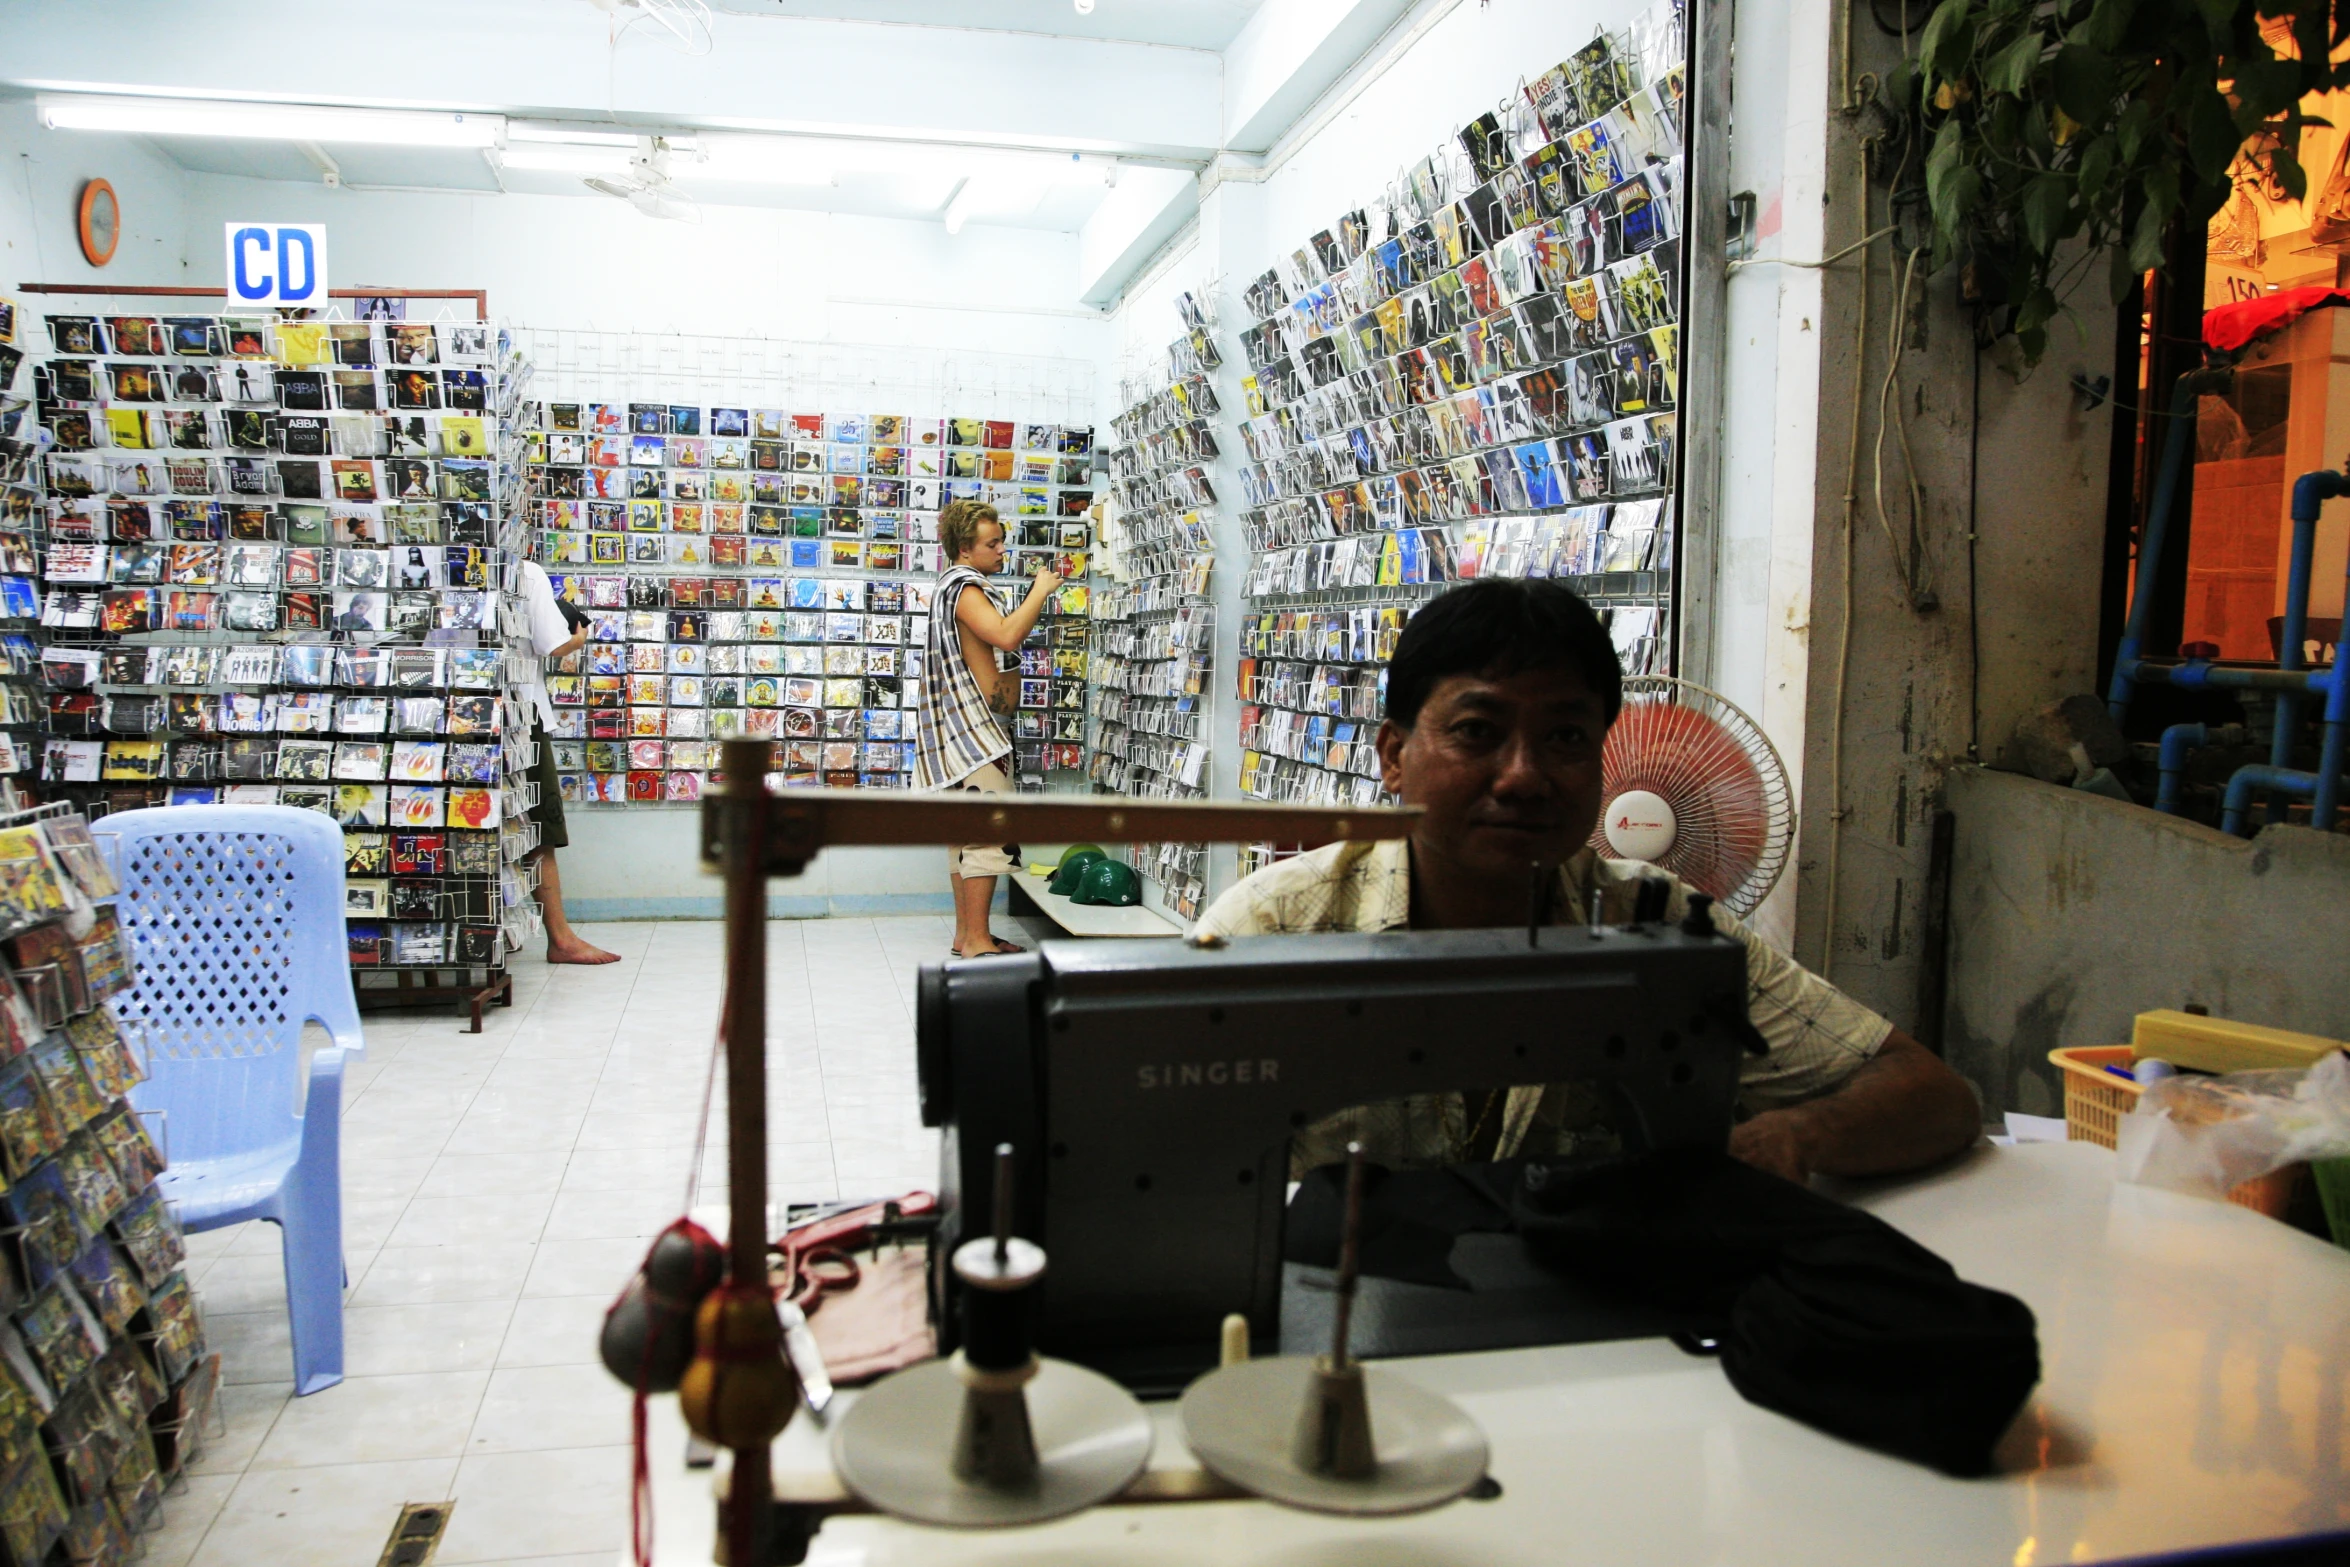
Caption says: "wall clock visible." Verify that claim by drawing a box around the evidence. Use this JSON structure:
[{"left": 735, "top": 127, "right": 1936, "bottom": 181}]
[{"left": 77, "top": 179, "right": 119, "bottom": 267}]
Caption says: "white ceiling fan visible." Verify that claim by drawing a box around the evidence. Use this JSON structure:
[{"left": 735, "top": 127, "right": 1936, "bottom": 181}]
[{"left": 585, "top": 137, "right": 703, "bottom": 222}]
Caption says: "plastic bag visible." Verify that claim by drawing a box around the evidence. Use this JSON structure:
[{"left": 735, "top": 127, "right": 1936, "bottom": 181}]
[{"left": 2115, "top": 1050, "right": 2350, "bottom": 1200}]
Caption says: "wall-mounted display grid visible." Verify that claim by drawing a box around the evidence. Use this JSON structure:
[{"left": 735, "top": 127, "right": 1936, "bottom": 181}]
[
  {"left": 0, "top": 301, "right": 43, "bottom": 778},
  {"left": 24, "top": 310, "right": 544, "bottom": 982},
  {"left": 0, "top": 806, "right": 215, "bottom": 1566},
  {"left": 1226, "top": 0, "right": 1685, "bottom": 811},
  {"left": 521, "top": 399, "right": 1097, "bottom": 799},
  {"left": 1093, "top": 294, "right": 1223, "bottom": 919}
]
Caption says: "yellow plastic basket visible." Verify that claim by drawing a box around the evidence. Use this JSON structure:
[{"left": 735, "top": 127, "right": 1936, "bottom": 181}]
[{"left": 2047, "top": 1046, "right": 2301, "bottom": 1218}]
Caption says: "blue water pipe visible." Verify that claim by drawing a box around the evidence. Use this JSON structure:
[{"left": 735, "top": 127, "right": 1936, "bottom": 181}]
[
  {"left": 2113, "top": 448, "right": 2350, "bottom": 834},
  {"left": 2220, "top": 765, "right": 2320, "bottom": 836},
  {"left": 2155, "top": 723, "right": 2214, "bottom": 814},
  {"left": 2105, "top": 373, "right": 2202, "bottom": 724}
]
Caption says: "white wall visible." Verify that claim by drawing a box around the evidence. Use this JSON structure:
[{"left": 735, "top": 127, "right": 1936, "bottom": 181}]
[{"left": 0, "top": 99, "right": 194, "bottom": 291}]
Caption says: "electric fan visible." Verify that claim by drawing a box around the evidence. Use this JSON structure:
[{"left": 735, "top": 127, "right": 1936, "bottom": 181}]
[
  {"left": 1589, "top": 677, "right": 1793, "bottom": 917},
  {"left": 585, "top": 139, "right": 702, "bottom": 223}
]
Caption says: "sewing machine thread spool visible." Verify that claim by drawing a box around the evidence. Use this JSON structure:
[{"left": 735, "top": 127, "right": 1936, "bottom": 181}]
[
  {"left": 1179, "top": 1142, "right": 1490, "bottom": 1516},
  {"left": 950, "top": 1145, "right": 1046, "bottom": 1484},
  {"left": 830, "top": 1142, "right": 1151, "bottom": 1527}
]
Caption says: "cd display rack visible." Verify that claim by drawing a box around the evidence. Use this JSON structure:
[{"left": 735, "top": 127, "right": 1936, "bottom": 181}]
[
  {"left": 521, "top": 399, "right": 1097, "bottom": 799},
  {"left": 0, "top": 802, "right": 216, "bottom": 1566},
  {"left": 1225, "top": 0, "right": 1686, "bottom": 813},
  {"left": 26, "top": 307, "right": 536, "bottom": 1028},
  {"left": 1093, "top": 296, "right": 1223, "bottom": 920},
  {"left": 0, "top": 304, "right": 43, "bottom": 786}
]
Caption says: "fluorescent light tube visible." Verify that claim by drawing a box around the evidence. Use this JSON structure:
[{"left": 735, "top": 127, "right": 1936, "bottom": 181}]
[
  {"left": 494, "top": 144, "right": 638, "bottom": 177},
  {"left": 37, "top": 94, "right": 504, "bottom": 148},
  {"left": 506, "top": 122, "right": 641, "bottom": 148}
]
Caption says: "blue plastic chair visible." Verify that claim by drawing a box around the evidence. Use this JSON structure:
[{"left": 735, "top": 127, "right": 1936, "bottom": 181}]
[{"left": 98, "top": 806, "right": 365, "bottom": 1396}]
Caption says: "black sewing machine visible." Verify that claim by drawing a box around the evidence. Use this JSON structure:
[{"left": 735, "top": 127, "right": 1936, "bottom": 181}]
[{"left": 917, "top": 912, "right": 1755, "bottom": 1391}]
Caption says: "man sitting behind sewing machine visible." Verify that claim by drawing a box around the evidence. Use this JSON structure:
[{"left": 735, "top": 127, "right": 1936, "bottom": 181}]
[{"left": 1195, "top": 580, "right": 1981, "bottom": 1185}]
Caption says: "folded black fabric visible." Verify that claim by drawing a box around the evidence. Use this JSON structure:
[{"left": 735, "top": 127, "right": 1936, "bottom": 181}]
[
  {"left": 1283, "top": 1159, "right": 1511, "bottom": 1289},
  {"left": 1508, "top": 1151, "right": 2040, "bottom": 1477},
  {"left": 1282, "top": 1152, "right": 2039, "bottom": 1476}
]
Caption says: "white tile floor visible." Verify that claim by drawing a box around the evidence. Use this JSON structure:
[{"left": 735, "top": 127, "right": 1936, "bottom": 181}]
[{"left": 148, "top": 913, "right": 983, "bottom": 1567}]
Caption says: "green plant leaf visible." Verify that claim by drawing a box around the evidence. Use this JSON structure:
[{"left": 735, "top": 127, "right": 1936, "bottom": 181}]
[
  {"left": 1984, "top": 28, "right": 2047, "bottom": 96},
  {"left": 2128, "top": 193, "right": 2168, "bottom": 273},
  {"left": 2115, "top": 98, "right": 2152, "bottom": 160},
  {"left": 2053, "top": 45, "right": 2117, "bottom": 123},
  {"left": 2078, "top": 135, "right": 2116, "bottom": 201},
  {"left": 1926, "top": 117, "right": 1966, "bottom": 231},
  {"left": 1920, "top": 0, "right": 1977, "bottom": 80},
  {"left": 2188, "top": 90, "right": 2239, "bottom": 180},
  {"left": 2023, "top": 171, "right": 2073, "bottom": 253},
  {"left": 2080, "top": 0, "right": 2136, "bottom": 53},
  {"left": 2277, "top": 148, "right": 2308, "bottom": 203},
  {"left": 2109, "top": 241, "right": 2138, "bottom": 303}
]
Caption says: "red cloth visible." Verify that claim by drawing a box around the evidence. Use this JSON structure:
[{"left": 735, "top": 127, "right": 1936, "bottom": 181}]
[{"left": 2204, "top": 285, "right": 2350, "bottom": 352}]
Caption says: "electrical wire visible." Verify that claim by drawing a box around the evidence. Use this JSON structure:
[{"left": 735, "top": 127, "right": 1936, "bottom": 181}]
[
  {"left": 1823, "top": 111, "right": 1888, "bottom": 982},
  {"left": 1724, "top": 223, "right": 1899, "bottom": 275},
  {"left": 1870, "top": 247, "right": 1926, "bottom": 606}
]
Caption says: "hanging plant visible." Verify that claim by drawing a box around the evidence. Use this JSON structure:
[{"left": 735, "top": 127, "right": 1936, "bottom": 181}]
[{"left": 1906, "top": 0, "right": 2350, "bottom": 362}]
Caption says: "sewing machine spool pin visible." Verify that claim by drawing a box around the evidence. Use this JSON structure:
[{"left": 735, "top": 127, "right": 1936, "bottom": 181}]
[
  {"left": 828, "top": 1143, "right": 1151, "bottom": 1527},
  {"left": 1179, "top": 1146, "right": 1490, "bottom": 1516}
]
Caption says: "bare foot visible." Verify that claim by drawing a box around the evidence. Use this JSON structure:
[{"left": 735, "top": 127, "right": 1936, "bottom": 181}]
[{"left": 547, "top": 938, "right": 621, "bottom": 965}]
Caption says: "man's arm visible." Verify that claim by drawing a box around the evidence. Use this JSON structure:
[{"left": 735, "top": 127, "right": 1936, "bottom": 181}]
[
  {"left": 954, "top": 570, "right": 1062, "bottom": 652},
  {"left": 1728, "top": 1029, "right": 1981, "bottom": 1184}
]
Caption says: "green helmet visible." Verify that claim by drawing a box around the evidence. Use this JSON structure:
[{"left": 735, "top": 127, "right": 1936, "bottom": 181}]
[
  {"left": 1071, "top": 858, "right": 1141, "bottom": 907},
  {"left": 1056, "top": 843, "right": 1106, "bottom": 871},
  {"left": 1049, "top": 848, "right": 1109, "bottom": 896}
]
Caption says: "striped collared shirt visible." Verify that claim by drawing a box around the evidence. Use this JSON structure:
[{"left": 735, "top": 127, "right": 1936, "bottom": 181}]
[
  {"left": 1195, "top": 839, "right": 1894, "bottom": 1172},
  {"left": 914, "top": 564, "right": 1013, "bottom": 789}
]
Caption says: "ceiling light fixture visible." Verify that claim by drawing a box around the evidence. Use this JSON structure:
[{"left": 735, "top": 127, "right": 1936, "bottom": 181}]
[
  {"left": 37, "top": 94, "right": 505, "bottom": 148},
  {"left": 492, "top": 144, "right": 639, "bottom": 177},
  {"left": 505, "top": 123, "right": 643, "bottom": 149},
  {"left": 1074, "top": 0, "right": 1096, "bottom": 12}
]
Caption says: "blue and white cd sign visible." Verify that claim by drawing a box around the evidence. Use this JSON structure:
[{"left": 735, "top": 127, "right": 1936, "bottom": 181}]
[{"left": 224, "top": 223, "right": 328, "bottom": 306}]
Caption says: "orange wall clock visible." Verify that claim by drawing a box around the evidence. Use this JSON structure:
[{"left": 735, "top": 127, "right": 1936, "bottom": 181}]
[{"left": 77, "top": 179, "right": 119, "bottom": 267}]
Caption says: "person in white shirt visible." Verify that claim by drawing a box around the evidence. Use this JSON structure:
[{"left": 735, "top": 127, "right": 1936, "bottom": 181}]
[{"left": 516, "top": 561, "right": 618, "bottom": 966}]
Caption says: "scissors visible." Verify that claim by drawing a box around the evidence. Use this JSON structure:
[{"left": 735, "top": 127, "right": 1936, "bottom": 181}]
[{"left": 780, "top": 1244, "right": 860, "bottom": 1312}]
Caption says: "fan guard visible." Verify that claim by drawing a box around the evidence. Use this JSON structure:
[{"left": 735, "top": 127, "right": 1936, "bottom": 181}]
[{"left": 1589, "top": 677, "right": 1793, "bottom": 916}]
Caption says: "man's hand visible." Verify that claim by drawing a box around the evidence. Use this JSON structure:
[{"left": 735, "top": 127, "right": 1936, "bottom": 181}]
[
  {"left": 1725, "top": 1031, "right": 1980, "bottom": 1185},
  {"left": 1728, "top": 1111, "right": 1816, "bottom": 1184},
  {"left": 1030, "top": 568, "right": 1064, "bottom": 598}
]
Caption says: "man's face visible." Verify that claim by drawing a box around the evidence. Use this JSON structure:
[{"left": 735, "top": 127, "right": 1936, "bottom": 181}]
[
  {"left": 960, "top": 521, "right": 1007, "bottom": 574},
  {"left": 1375, "top": 663, "right": 1610, "bottom": 884}
]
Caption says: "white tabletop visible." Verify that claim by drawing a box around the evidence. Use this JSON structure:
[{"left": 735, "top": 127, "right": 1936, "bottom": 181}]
[{"left": 641, "top": 1141, "right": 2350, "bottom": 1565}]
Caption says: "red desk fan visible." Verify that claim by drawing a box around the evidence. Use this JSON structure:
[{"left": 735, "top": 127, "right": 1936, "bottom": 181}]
[{"left": 1589, "top": 678, "right": 1793, "bottom": 917}]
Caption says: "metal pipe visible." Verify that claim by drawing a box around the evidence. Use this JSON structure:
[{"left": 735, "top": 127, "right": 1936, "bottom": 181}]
[
  {"left": 2317, "top": 563, "right": 2350, "bottom": 828},
  {"left": 2267, "top": 471, "right": 2350, "bottom": 822},
  {"left": 2213, "top": 762, "right": 2350, "bottom": 837},
  {"left": 2133, "top": 659, "right": 2335, "bottom": 697},
  {"left": 721, "top": 738, "right": 773, "bottom": 1567},
  {"left": 2107, "top": 375, "right": 2204, "bottom": 722},
  {"left": 2220, "top": 765, "right": 2317, "bottom": 836},
  {"left": 2155, "top": 723, "right": 2209, "bottom": 814}
]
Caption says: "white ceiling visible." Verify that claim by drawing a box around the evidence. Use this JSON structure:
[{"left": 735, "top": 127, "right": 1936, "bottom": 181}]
[
  {"left": 0, "top": 0, "right": 1416, "bottom": 296},
  {"left": 707, "top": 0, "right": 1265, "bottom": 51}
]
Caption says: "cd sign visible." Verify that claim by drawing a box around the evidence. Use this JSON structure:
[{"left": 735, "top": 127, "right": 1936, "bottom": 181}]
[{"left": 225, "top": 223, "right": 328, "bottom": 306}]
